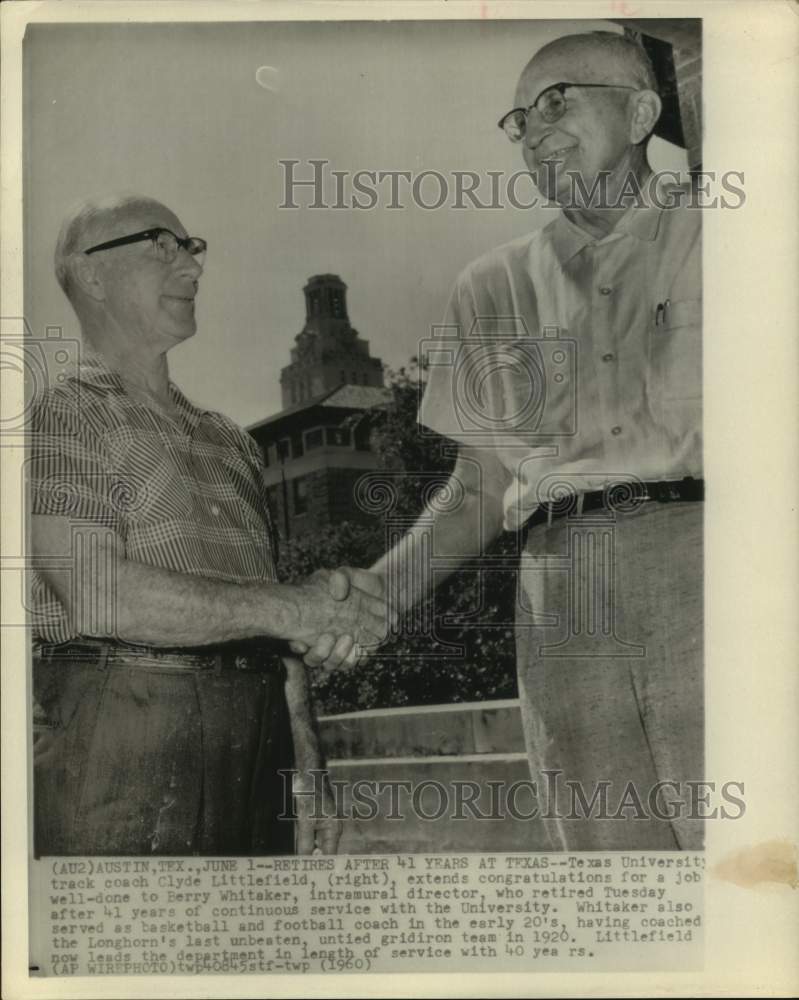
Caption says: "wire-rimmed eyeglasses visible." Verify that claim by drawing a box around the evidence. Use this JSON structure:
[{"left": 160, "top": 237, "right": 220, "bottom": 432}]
[
  {"left": 498, "top": 82, "right": 638, "bottom": 142},
  {"left": 83, "top": 227, "right": 207, "bottom": 265}
]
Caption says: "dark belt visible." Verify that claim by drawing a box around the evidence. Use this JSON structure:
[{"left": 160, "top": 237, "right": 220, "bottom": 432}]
[
  {"left": 34, "top": 636, "right": 287, "bottom": 674},
  {"left": 527, "top": 476, "right": 704, "bottom": 528}
]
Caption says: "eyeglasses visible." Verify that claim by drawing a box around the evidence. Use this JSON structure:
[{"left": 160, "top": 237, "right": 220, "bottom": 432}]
[
  {"left": 83, "top": 227, "right": 207, "bottom": 264},
  {"left": 498, "top": 82, "right": 638, "bottom": 142}
]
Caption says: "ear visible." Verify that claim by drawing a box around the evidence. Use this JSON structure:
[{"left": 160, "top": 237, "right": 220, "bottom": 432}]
[
  {"left": 68, "top": 252, "right": 107, "bottom": 303},
  {"left": 629, "top": 90, "right": 662, "bottom": 145}
]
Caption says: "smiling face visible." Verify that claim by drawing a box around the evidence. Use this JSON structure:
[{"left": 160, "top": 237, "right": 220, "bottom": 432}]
[
  {"left": 89, "top": 201, "right": 203, "bottom": 352},
  {"left": 514, "top": 39, "right": 641, "bottom": 204}
]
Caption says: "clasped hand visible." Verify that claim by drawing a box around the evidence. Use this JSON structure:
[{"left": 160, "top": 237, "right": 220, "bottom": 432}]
[{"left": 286, "top": 567, "right": 392, "bottom": 669}]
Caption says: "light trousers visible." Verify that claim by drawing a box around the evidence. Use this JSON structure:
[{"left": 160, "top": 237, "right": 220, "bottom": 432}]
[{"left": 515, "top": 500, "right": 704, "bottom": 850}]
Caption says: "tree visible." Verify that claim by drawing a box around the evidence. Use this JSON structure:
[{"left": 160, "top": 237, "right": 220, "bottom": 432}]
[{"left": 277, "top": 360, "right": 519, "bottom": 714}]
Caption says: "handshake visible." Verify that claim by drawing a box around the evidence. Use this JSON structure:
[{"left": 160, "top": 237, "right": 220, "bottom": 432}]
[{"left": 280, "top": 567, "right": 395, "bottom": 669}]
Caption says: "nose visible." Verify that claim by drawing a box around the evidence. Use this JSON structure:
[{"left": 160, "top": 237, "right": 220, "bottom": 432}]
[
  {"left": 174, "top": 245, "right": 204, "bottom": 279},
  {"left": 523, "top": 113, "right": 553, "bottom": 151}
]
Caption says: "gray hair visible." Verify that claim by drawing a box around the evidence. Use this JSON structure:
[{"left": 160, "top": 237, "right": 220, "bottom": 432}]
[{"left": 54, "top": 193, "right": 165, "bottom": 301}]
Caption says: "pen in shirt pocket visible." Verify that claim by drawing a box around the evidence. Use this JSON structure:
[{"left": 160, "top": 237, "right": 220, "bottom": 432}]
[{"left": 655, "top": 299, "right": 671, "bottom": 327}]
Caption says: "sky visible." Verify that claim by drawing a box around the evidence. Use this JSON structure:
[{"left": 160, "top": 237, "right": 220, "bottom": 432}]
[{"left": 23, "top": 18, "right": 687, "bottom": 427}]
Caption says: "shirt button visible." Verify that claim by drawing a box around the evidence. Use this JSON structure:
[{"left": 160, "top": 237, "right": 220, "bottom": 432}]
[
  {"left": 611, "top": 426, "right": 623, "bottom": 436},
  {"left": 210, "top": 504, "right": 221, "bottom": 516},
  {"left": 599, "top": 286, "right": 613, "bottom": 296},
  {"left": 602, "top": 352, "right": 615, "bottom": 362}
]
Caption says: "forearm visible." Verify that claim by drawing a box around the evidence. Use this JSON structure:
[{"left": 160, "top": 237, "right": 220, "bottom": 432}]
[
  {"left": 290, "top": 449, "right": 510, "bottom": 669},
  {"left": 371, "top": 486, "right": 503, "bottom": 614},
  {"left": 32, "top": 513, "right": 299, "bottom": 646},
  {"left": 108, "top": 558, "right": 298, "bottom": 646},
  {"left": 32, "top": 512, "right": 390, "bottom": 649}
]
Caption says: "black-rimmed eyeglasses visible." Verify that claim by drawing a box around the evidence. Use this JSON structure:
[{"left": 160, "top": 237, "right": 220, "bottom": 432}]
[
  {"left": 498, "top": 82, "right": 638, "bottom": 142},
  {"left": 83, "top": 227, "right": 207, "bottom": 264}
]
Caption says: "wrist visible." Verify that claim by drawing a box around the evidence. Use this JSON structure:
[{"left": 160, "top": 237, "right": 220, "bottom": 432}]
[
  {"left": 261, "top": 583, "right": 300, "bottom": 641},
  {"left": 371, "top": 567, "right": 401, "bottom": 614}
]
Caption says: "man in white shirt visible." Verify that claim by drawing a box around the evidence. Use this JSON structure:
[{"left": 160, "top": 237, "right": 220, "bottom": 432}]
[{"left": 305, "top": 31, "right": 703, "bottom": 849}]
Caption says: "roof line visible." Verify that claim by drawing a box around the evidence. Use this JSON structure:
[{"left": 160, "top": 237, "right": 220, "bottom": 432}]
[
  {"left": 246, "top": 386, "right": 342, "bottom": 431},
  {"left": 246, "top": 384, "right": 391, "bottom": 432}
]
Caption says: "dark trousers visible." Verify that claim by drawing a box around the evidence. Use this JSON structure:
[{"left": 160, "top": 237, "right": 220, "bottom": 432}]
[{"left": 33, "top": 655, "right": 295, "bottom": 856}]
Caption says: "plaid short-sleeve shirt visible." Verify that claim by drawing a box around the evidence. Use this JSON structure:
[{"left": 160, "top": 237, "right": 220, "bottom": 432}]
[{"left": 28, "top": 352, "right": 278, "bottom": 643}]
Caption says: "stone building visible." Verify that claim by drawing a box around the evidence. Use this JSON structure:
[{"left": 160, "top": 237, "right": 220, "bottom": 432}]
[{"left": 248, "top": 274, "right": 390, "bottom": 540}]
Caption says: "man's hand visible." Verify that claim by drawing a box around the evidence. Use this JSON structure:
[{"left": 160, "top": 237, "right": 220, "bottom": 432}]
[
  {"left": 290, "top": 567, "right": 391, "bottom": 669},
  {"left": 279, "top": 569, "right": 393, "bottom": 662}
]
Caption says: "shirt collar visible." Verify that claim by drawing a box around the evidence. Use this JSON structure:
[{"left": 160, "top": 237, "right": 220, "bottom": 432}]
[
  {"left": 551, "top": 211, "right": 597, "bottom": 265},
  {"left": 550, "top": 184, "right": 665, "bottom": 265},
  {"left": 74, "top": 348, "right": 204, "bottom": 431},
  {"left": 615, "top": 194, "right": 663, "bottom": 243},
  {"left": 73, "top": 349, "right": 123, "bottom": 387}
]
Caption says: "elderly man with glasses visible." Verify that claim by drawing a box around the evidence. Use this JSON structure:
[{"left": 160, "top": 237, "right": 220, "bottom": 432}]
[
  {"left": 304, "top": 31, "right": 704, "bottom": 850},
  {"left": 29, "top": 194, "right": 393, "bottom": 856}
]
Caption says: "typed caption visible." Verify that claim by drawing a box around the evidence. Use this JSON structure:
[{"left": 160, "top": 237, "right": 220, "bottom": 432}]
[{"left": 31, "top": 852, "right": 703, "bottom": 976}]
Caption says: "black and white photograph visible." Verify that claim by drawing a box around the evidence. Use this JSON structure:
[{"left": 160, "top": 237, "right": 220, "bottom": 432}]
[{"left": 1, "top": 1, "right": 797, "bottom": 996}]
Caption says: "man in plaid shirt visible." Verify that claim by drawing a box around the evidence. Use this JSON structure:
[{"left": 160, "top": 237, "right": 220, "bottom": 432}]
[{"left": 29, "top": 194, "right": 392, "bottom": 856}]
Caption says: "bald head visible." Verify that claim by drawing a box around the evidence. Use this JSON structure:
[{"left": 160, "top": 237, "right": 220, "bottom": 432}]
[
  {"left": 54, "top": 193, "right": 173, "bottom": 303},
  {"left": 509, "top": 31, "right": 662, "bottom": 208},
  {"left": 518, "top": 31, "right": 658, "bottom": 100}
]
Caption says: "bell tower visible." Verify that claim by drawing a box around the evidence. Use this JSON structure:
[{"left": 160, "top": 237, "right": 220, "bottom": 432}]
[{"left": 280, "top": 274, "right": 384, "bottom": 408}]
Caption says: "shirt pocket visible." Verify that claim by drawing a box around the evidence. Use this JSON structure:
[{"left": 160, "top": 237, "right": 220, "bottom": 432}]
[{"left": 647, "top": 298, "right": 702, "bottom": 408}]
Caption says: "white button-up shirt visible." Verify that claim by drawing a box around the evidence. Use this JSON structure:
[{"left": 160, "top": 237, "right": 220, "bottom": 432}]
[{"left": 418, "top": 192, "right": 702, "bottom": 530}]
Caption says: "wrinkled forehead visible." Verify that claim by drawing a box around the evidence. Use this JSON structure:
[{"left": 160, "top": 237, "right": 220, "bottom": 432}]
[{"left": 514, "top": 42, "right": 631, "bottom": 105}]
